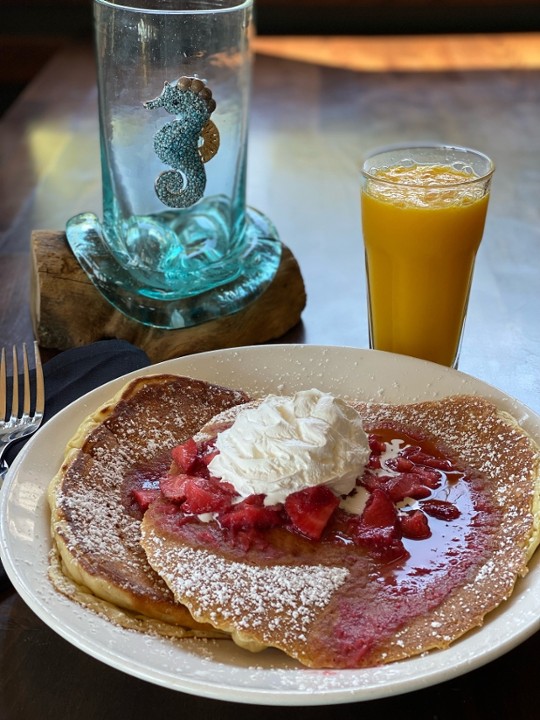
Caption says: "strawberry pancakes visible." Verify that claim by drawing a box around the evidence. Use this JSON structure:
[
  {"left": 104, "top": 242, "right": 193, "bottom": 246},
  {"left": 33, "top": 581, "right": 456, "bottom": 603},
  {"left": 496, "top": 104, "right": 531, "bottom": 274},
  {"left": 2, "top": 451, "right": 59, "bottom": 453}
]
[
  {"left": 48, "top": 374, "right": 540, "bottom": 668},
  {"left": 140, "top": 389, "right": 540, "bottom": 668}
]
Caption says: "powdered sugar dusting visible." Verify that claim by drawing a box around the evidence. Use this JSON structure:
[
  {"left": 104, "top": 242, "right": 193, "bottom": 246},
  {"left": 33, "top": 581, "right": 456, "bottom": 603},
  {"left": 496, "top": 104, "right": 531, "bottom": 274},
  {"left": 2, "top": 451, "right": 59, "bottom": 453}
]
[
  {"left": 143, "top": 532, "right": 349, "bottom": 648},
  {"left": 51, "top": 375, "right": 249, "bottom": 608},
  {"left": 348, "top": 394, "right": 540, "bottom": 662},
  {"left": 357, "top": 396, "right": 539, "bottom": 486},
  {"left": 51, "top": 377, "right": 540, "bottom": 669}
]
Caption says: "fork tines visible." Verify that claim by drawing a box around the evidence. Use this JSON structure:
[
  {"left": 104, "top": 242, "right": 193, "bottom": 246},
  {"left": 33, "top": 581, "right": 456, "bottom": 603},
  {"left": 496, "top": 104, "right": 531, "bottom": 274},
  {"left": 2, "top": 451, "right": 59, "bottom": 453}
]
[{"left": 0, "top": 342, "right": 44, "bottom": 424}]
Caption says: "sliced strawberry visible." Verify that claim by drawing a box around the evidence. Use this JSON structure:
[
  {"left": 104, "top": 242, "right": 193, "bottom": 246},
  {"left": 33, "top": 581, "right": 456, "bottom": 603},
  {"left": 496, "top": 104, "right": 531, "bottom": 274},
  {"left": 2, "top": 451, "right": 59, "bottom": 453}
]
[
  {"left": 399, "top": 509, "right": 431, "bottom": 539},
  {"left": 220, "top": 499, "right": 284, "bottom": 532},
  {"left": 420, "top": 499, "right": 461, "bottom": 521},
  {"left": 408, "top": 465, "right": 442, "bottom": 489},
  {"left": 368, "top": 434, "right": 387, "bottom": 454},
  {"left": 241, "top": 493, "right": 266, "bottom": 506},
  {"left": 385, "top": 456, "right": 415, "bottom": 473},
  {"left": 284, "top": 485, "right": 340, "bottom": 540},
  {"left": 131, "top": 488, "right": 161, "bottom": 511},
  {"left": 361, "top": 468, "right": 434, "bottom": 501},
  {"left": 197, "top": 438, "right": 219, "bottom": 466},
  {"left": 366, "top": 455, "right": 382, "bottom": 470},
  {"left": 201, "top": 449, "right": 219, "bottom": 466},
  {"left": 404, "top": 449, "right": 453, "bottom": 471},
  {"left": 360, "top": 486, "right": 398, "bottom": 528},
  {"left": 350, "top": 487, "right": 407, "bottom": 561},
  {"left": 160, "top": 473, "right": 190, "bottom": 502},
  {"left": 171, "top": 438, "right": 198, "bottom": 473},
  {"left": 182, "top": 476, "right": 236, "bottom": 514},
  {"left": 384, "top": 473, "right": 432, "bottom": 502},
  {"left": 359, "top": 472, "right": 389, "bottom": 492}
]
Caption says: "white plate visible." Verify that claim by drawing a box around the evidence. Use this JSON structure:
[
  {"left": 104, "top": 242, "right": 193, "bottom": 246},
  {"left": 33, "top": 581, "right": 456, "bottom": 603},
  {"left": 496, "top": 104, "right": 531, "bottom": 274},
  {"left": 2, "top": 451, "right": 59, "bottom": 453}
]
[{"left": 2, "top": 345, "right": 540, "bottom": 706}]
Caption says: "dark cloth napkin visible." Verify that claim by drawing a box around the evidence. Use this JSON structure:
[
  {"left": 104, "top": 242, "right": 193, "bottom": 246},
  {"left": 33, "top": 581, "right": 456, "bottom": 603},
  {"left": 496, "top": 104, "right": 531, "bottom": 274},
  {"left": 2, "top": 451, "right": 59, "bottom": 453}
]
[{"left": 0, "top": 340, "right": 151, "bottom": 591}]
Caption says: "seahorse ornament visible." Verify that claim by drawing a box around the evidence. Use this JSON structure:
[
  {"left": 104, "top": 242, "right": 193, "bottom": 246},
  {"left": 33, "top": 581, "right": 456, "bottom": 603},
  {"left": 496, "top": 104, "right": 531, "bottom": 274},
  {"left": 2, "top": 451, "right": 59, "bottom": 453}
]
[{"left": 144, "top": 76, "right": 220, "bottom": 209}]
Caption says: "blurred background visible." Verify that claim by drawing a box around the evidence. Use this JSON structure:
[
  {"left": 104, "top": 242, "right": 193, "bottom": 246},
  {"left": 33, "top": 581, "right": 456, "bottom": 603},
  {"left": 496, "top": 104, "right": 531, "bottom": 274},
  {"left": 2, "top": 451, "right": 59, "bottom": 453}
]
[{"left": 3, "top": 0, "right": 540, "bottom": 114}]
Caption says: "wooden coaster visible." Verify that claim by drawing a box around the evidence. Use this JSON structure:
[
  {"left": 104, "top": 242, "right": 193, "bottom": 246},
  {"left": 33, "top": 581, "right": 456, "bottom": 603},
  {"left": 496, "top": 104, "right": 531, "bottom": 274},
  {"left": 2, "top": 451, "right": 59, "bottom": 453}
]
[{"left": 30, "top": 230, "right": 306, "bottom": 363}]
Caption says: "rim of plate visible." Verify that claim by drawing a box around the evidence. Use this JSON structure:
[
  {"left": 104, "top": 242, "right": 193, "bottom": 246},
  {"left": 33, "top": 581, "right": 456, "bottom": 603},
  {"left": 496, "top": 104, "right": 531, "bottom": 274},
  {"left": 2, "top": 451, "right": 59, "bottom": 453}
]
[{"left": 1, "top": 345, "right": 540, "bottom": 705}]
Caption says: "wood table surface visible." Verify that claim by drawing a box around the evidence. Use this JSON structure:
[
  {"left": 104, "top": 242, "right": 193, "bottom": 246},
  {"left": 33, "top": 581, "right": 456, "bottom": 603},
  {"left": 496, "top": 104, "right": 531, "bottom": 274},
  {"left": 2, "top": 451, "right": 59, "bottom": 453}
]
[{"left": 1, "top": 35, "right": 540, "bottom": 718}]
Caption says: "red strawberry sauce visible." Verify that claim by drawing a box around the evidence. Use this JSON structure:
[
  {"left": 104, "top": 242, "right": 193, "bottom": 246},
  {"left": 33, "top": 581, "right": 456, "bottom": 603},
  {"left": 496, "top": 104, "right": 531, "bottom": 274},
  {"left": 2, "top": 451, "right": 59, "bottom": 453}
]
[{"left": 130, "top": 426, "right": 501, "bottom": 667}]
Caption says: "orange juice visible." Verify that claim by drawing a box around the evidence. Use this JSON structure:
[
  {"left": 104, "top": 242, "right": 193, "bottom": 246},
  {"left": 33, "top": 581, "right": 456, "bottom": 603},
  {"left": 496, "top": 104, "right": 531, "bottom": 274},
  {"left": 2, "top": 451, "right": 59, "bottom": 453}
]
[{"left": 361, "top": 162, "right": 491, "bottom": 367}]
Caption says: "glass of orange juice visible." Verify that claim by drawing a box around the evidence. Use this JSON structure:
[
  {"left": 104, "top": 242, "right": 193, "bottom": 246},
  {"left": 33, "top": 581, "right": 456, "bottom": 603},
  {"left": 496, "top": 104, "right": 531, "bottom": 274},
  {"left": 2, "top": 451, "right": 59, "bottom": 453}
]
[{"left": 360, "top": 144, "right": 494, "bottom": 368}]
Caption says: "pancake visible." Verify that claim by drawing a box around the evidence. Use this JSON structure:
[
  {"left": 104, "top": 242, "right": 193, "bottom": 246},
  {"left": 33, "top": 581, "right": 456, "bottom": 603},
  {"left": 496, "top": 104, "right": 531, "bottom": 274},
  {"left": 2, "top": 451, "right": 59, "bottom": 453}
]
[
  {"left": 48, "top": 373, "right": 249, "bottom": 635},
  {"left": 140, "top": 394, "right": 540, "bottom": 667}
]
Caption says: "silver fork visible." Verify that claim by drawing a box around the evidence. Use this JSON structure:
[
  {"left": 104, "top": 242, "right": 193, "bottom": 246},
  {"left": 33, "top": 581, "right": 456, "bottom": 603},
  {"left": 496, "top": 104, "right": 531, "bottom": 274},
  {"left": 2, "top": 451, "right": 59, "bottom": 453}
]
[{"left": 0, "top": 342, "right": 45, "bottom": 484}]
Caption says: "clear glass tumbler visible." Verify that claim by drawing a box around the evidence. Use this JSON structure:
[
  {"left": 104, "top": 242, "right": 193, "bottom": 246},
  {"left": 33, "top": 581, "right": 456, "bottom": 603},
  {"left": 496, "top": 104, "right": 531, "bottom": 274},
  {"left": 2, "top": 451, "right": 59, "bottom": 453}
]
[
  {"left": 66, "top": 0, "right": 281, "bottom": 329},
  {"left": 361, "top": 144, "right": 494, "bottom": 368}
]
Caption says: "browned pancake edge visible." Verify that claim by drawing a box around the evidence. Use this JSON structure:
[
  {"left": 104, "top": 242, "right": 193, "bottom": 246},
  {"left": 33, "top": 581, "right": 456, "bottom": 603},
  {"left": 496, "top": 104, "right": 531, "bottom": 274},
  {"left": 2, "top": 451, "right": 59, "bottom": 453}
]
[{"left": 48, "top": 373, "right": 249, "bottom": 636}]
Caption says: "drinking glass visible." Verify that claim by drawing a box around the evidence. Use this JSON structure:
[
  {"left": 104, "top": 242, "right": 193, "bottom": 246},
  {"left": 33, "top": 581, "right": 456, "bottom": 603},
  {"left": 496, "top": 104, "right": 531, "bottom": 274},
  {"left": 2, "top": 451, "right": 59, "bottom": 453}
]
[
  {"left": 361, "top": 144, "right": 494, "bottom": 368},
  {"left": 66, "top": 0, "right": 281, "bottom": 329}
]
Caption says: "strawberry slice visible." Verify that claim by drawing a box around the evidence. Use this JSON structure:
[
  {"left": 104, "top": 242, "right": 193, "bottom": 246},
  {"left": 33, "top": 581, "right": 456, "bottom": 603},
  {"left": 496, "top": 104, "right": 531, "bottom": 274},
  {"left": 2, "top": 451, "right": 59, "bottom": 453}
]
[
  {"left": 160, "top": 473, "right": 190, "bottom": 502},
  {"left": 132, "top": 488, "right": 161, "bottom": 511},
  {"left": 368, "top": 434, "right": 387, "bottom": 454},
  {"left": 361, "top": 471, "right": 432, "bottom": 501},
  {"left": 384, "top": 473, "right": 432, "bottom": 502},
  {"left": 240, "top": 493, "right": 266, "bottom": 506},
  {"left": 420, "top": 499, "right": 461, "bottom": 521},
  {"left": 182, "top": 476, "right": 236, "bottom": 514},
  {"left": 284, "top": 485, "right": 340, "bottom": 540},
  {"left": 196, "top": 438, "right": 219, "bottom": 466},
  {"left": 360, "top": 486, "right": 398, "bottom": 528},
  {"left": 360, "top": 472, "right": 384, "bottom": 492},
  {"left": 201, "top": 449, "right": 219, "bottom": 466},
  {"left": 385, "top": 456, "right": 415, "bottom": 473},
  {"left": 171, "top": 438, "right": 199, "bottom": 473},
  {"left": 220, "top": 497, "right": 284, "bottom": 532},
  {"left": 350, "top": 487, "right": 407, "bottom": 561},
  {"left": 404, "top": 449, "right": 453, "bottom": 471},
  {"left": 399, "top": 509, "right": 431, "bottom": 539},
  {"left": 408, "top": 466, "right": 442, "bottom": 488}
]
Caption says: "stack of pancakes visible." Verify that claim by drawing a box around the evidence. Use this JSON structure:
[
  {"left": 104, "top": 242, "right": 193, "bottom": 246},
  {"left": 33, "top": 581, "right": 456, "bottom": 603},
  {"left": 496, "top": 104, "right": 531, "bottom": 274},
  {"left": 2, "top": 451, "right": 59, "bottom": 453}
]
[
  {"left": 48, "top": 374, "right": 540, "bottom": 667},
  {"left": 48, "top": 374, "right": 248, "bottom": 637}
]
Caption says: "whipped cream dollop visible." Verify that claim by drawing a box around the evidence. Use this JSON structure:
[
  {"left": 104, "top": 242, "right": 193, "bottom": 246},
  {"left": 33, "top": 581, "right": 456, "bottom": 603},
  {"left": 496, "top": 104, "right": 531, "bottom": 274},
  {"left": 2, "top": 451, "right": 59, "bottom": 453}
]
[{"left": 208, "top": 389, "right": 370, "bottom": 505}]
